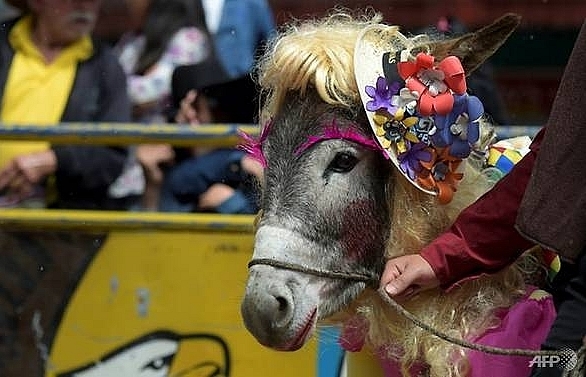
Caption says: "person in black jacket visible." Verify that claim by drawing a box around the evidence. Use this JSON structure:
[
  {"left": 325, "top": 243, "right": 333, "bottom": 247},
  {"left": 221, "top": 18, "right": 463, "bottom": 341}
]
[{"left": 0, "top": 0, "right": 135, "bottom": 210}]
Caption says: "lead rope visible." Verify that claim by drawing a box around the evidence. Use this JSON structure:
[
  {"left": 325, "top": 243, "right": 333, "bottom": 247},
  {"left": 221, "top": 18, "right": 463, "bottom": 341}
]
[
  {"left": 248, "top": 257, "right": 585, "bottom": 375},
  {"left": 247, "top": 258, "right": 378, "bottom": 283},
  {"left": 377, "top": 287, "right": 585, "bottom": 376},
  {"left": 378, "top": 287, "right": 557, "bottom": 356}
]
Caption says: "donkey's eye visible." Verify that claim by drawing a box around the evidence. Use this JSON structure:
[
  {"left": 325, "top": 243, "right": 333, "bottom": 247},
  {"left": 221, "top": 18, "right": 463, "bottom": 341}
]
[{"left": 328, "top": 152, "right": 358, "bottom": 173}]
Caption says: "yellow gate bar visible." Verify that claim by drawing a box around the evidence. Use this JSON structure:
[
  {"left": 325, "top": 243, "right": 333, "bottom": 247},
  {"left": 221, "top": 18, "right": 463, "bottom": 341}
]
[
  {"left": 0, "top": 122, "right": 260, "bottom": 146},
  {"left": 0, "top": 122, "right": 540, "bottom": 146},
  {"left": 0, "top": 208, "right": 255, "bottom": 232}
]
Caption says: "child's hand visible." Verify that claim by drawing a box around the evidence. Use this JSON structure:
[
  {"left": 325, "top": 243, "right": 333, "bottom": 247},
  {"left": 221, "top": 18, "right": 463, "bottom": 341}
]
[
  {"left": 199, "top": 183, "right": 234, "bottom": 210},
  {"left": 241, "top": 154, "right": 263, "bottom": 180},
  {"left": 380, "top": 254, "right": 439, "bottom": 298}
]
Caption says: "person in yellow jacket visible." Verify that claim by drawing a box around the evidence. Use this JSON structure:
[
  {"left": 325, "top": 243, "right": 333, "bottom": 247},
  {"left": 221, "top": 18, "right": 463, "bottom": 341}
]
[{"left": 0, "top": 0, "right": 134, "bottom": 209}]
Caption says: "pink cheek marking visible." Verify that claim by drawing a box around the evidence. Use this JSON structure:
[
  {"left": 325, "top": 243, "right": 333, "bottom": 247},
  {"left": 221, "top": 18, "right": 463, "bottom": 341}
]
[{"left": 340, "top": 199, "right": 381, "bottom": 261}]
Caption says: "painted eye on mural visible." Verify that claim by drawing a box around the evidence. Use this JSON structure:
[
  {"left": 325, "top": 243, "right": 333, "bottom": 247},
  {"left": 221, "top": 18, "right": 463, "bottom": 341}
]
[
  {"left": 140, "top": 354, "right": 174, "bottom": 373},
  {"left": 327, "top": 152, "right": 359, "bottom": 173}
]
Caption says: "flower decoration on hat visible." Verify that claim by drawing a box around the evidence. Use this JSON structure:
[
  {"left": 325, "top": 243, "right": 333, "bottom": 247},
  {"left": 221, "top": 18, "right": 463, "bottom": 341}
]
[
  {"left": 397, "top": 141, "right": 433, "bottom": 180},
  {"left": 362, "top": 51, "right": 485, "bottom": 204},
  {"left": 433, "top": 93, "right": 484, "bottom": 158},
  {"left": 365, "top": 77, "right": 402, "bottom": 114},
  {"left": 417, "top": 147, "right": 464, "bottom": 204},
  {"left": 372, "top": 107, "right": 419, "bottom": 152},
  {"left": 398, "top": 52, "right": 467, "bottom": 116}
]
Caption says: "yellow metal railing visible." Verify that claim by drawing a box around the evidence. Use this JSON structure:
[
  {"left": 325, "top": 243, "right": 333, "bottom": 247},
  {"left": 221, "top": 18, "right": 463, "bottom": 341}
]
[
  {"left": 0, "top": 122, "right": 540, "bottom": 230},
  {"left": 0, "top": 122, "right": 541, "bottom": 145},
  {"left": 0, "top": 122, "right": 260, "bottom": 230},
  {"left": 0, "top": 122, "right": 259, "bottom": 146},
  {"left": 0, "top": 208, "right": 255, "bottom": 232}
]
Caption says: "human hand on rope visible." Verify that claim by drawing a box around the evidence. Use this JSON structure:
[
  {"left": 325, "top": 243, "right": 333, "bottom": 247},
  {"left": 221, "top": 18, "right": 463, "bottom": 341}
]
[{"left": 380, "top": 254, "right": 440, "bottom": 297}]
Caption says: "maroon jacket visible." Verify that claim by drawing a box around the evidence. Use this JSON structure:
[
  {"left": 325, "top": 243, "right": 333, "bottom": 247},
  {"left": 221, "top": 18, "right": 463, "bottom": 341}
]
[{"left": 421, "top": 129, "right": 542, "bottom": 289}]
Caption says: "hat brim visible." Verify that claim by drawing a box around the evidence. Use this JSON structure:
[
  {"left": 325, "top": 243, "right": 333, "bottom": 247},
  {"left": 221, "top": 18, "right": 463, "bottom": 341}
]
[
  {"left": 172, "top": 62, "right": 258, "bottom": 123},
  {"left": 354, "top": 24, "right": 437, "bottom": 196},
  {"left": 171, "top": 61, "right": 230, "bottom": 107}
]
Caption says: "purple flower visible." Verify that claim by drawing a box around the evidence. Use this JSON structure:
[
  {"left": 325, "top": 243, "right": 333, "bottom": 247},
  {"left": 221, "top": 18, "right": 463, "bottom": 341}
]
[
  {"left": 432, "top": 94, "right": 484, "bottom": 158},
  {"left": 398, "top": 142, "right": 433, "bottom": 180},
  {"left": 365, "top": 77, "right": 401, "bottom": 113}
]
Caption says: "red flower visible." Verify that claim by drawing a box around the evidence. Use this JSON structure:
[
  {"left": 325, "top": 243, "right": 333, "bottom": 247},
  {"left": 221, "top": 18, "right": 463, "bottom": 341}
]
[{"left": 398, "top": 53, "right": 466, "bottom": 116}]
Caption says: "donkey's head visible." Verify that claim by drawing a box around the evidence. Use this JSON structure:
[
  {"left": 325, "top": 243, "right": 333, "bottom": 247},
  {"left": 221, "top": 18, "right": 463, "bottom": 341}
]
[{"left": 241, "top": 12, "right": 520, "bottom": 351}]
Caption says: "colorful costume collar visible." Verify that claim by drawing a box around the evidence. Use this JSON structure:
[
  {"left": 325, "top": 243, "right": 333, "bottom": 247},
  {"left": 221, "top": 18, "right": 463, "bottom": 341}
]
[{"left": 354, "top": 25, "right": 487, "bottom": 204}]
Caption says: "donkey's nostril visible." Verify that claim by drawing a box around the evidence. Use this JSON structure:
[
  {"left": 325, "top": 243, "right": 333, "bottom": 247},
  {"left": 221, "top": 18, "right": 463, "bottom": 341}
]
[
  {"left": 276, "top": 296, "right": 288, "bottom": 312},
  {"left": 271, "top": 294, "right": 293, "bottom": 329}
]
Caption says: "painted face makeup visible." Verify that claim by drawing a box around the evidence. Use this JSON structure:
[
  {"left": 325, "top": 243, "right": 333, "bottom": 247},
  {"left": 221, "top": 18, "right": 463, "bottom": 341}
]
[
  {"left": 240, "top": 118, "right": 383, "bottom": 170},
  {"left": 238, "top": 119, "right": 273, "bottom": 168},
  {"left": 294, "top": 119, "right": 383, "bottom": 156}
]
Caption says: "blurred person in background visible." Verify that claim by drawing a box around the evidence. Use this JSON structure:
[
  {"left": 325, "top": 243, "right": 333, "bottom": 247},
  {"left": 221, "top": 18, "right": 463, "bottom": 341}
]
[
  {"left": 0, "top": 0, "right": 136, "bottom": 210},
  {"left": 132, "top": 0, "right": 275, "bottom": 211},
  {"left": 115, "top": 0, "right": 212, "bottom": 123},
  {"left": 201, "top": 0, "right": 276, "bottom": 79},
  {"left": 155, "top": 61, "right": 262, "bottom": 213},
  {"left": 114, "top": 0, "right": 214, "bottom": 210}
]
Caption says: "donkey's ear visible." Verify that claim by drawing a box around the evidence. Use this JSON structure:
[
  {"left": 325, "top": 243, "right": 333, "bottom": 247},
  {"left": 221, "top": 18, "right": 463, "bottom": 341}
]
[{"left": 428, "top": 13, "right": 521, "bottom": 74}]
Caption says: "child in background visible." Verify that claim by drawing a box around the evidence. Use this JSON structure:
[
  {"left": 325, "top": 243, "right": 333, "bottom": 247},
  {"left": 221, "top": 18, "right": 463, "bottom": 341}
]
[
  {"left": 115, "top": 0, "right": 211, "bottom": 123},
  {"left": 156, "top": 61, "right": 262, "bottom": 213},
  {"left": 115, "top": 0, "right": 214, "bottom": 209}
]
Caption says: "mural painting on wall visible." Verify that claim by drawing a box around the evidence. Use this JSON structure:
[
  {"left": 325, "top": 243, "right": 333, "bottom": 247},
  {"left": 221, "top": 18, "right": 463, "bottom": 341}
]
[
  {"left": 56, "top": 331, "right": 230, "bottom": 376},
  {"left": 0, "top": 230, "right": 238, "bottom": 377}
]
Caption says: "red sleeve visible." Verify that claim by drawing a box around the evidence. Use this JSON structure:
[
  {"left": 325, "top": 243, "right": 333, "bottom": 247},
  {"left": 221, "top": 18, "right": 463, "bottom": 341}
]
[{"left": 420, "top": 129, "right": 544, "bottom": 290}]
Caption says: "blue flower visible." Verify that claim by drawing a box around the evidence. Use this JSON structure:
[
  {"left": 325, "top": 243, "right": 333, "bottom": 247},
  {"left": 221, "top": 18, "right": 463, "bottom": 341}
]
[
  {"left": 432, "top": 94, "right": 484, "bottom": 158},
  {"left": 365, "top": 77, "right": 401, "bottom": 113}
]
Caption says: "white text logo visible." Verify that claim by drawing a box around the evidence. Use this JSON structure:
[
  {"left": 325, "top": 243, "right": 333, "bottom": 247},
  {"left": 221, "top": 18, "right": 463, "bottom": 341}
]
[{"left": 528, "top": 348, "right": 577, "bottom": 371}]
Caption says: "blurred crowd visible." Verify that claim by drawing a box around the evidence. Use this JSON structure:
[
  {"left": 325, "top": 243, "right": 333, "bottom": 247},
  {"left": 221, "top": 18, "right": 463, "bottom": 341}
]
[
  {"left": 0, "top": 1, "right": 510, "bottom": 214},
  {"left": 0, "top": 0, "right": 273, "bottom": 213}
]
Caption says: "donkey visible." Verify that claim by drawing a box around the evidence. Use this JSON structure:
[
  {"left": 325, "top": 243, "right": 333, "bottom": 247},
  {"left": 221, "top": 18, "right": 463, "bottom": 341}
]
[{"left": 240, "top": 11, "right": 554, "bottom": 377}]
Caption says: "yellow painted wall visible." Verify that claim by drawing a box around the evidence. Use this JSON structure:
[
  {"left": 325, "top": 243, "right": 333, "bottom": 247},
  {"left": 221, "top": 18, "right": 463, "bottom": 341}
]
[{"left": 45, "top": 228, "right": 317, "bottom": 376}]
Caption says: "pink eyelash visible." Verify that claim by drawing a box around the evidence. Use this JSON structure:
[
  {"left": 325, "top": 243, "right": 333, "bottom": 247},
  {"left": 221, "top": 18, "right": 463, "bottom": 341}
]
[
  {"left": 238, "top": 119, "right": 273, "bottom": 168},
  {"left": 295, "top": 119, "right": 383, "bottom": 155}
]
